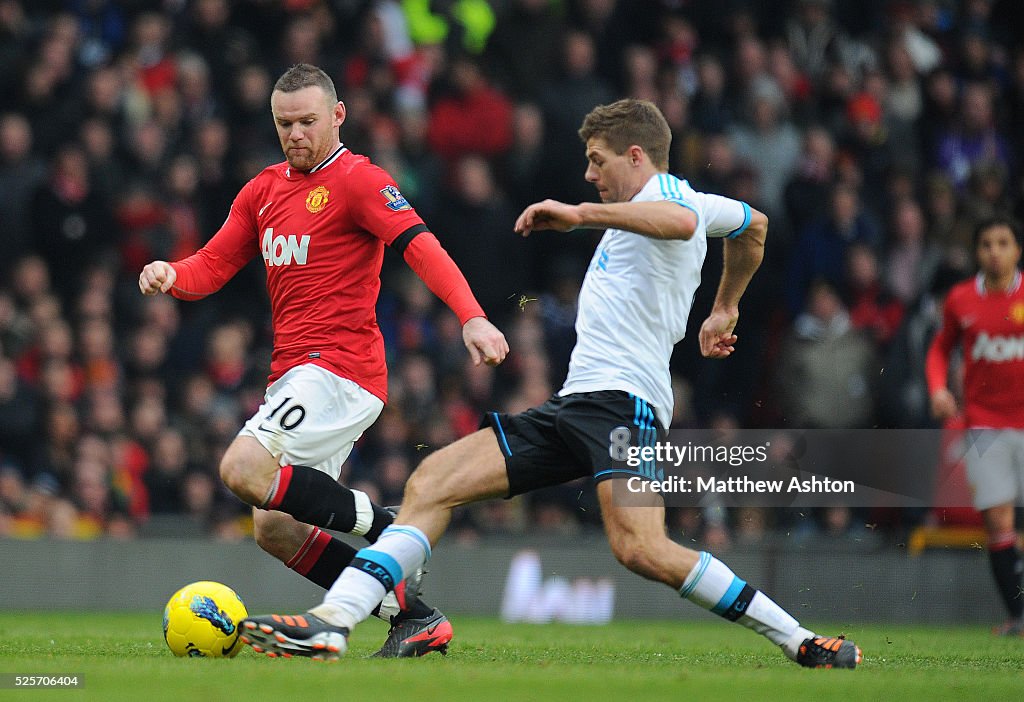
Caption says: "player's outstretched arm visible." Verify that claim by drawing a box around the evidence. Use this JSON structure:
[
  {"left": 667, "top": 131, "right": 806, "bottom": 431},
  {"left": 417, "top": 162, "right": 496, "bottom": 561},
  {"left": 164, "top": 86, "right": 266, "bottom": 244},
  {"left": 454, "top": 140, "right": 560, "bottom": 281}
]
[
  {"left": 462, "top": 316, "right": 510, "bottom": 367},
  {"left": 139, "top": 260, "right": 177, "bottom": 295},
  {"left": 699, "top": 208, "right": 767, "bottom": 359},
  {"left": 514, "top": 199, "right": 695, "bottom": 240}
]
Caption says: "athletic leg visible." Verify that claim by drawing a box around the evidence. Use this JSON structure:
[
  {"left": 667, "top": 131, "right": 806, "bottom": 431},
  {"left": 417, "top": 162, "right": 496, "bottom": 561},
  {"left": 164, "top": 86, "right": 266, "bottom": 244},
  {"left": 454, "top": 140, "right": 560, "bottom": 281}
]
[
  {"left": 239, "top": 428, "right": 509, "bottom": 658},
  {"left": 596, "top": 479, "right": 861, "bottom": 668},
  {"left": 253, "top": 508, "right": 363, "bottom": 589},
  {"left": 965, "top": 431, "right": 1024, "bottom": 633},
  {"left": 251, "top": 506, "right": 432, "bottom": 621},
  {"left": 314, "top": 429, "right": 509, "bottom": 626},
  {"left": 220, "top": 436, "right": 393, "bottom": 540},
  {"left": 983, "top": 503, "right": 1023, "bottom": 633}
]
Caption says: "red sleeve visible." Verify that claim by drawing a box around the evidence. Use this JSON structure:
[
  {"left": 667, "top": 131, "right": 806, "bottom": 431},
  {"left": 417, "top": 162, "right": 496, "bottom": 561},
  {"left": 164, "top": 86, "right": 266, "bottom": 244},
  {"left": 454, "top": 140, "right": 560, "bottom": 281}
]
[
  {"left": 169, "top": 183, "right": 259, "bottom": 300},
  {"left": 348, "top": 164, "right": 425, "bottom": 245},
  {"left": 403, "top": 232, "right": 485, "bottom": 325},
  {"left": 925, "top": 292, "right": 960, "bottom": 395}
]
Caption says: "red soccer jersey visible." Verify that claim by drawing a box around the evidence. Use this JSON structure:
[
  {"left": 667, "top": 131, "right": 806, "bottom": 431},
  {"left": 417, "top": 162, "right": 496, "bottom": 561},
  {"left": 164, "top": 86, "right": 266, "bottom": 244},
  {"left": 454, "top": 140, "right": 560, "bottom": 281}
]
[
  {"left": 169, "top": 147, "right": 427, "bottom": 403},
  {"left": 926, "top": 272, "right": 1024, "bottom": 428}
]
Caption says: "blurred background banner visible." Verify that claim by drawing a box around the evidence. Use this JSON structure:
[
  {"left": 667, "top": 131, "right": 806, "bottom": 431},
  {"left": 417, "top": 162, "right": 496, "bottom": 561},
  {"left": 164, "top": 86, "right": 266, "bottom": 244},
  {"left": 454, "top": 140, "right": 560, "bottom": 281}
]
[{"left": 0, "top": 535, "right": 1005, "bottom": 625}]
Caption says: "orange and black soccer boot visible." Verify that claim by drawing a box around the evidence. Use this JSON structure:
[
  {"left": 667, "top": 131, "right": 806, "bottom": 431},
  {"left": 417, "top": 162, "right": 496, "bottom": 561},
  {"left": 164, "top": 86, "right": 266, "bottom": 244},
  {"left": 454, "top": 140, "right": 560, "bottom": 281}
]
[
  {"left": 239, "top": 612, "right": 349, "bottom": 661},
  {"left": 796, "top": 635, "right": 863, "bottom": 669}
]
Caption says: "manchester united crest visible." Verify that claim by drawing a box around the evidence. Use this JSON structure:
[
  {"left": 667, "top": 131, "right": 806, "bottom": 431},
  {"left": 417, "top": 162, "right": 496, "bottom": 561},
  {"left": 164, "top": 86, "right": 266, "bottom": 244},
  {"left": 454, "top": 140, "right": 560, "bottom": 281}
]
[
  {"left": 1010, "top": 301, "right": 1024, "bottom": 325},
  {"left": 306, "top": 185, "right": 330, "bottom": 213}
]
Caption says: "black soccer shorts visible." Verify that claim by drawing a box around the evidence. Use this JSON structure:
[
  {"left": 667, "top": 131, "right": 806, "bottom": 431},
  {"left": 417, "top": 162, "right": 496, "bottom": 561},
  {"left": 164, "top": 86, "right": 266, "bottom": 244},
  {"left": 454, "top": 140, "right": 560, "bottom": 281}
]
[{"left": 482, "top": 390, "right": 666, "bottom": 497}]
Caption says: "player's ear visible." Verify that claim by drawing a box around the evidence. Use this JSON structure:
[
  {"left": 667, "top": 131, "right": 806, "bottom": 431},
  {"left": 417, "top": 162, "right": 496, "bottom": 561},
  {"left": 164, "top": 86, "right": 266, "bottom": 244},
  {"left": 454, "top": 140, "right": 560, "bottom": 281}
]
[
  {"left": 629, "top": 145, "right": 643, "bottom": 167},
  {"left": 335, "top": 101, "right": 346, "bottom": 128}
]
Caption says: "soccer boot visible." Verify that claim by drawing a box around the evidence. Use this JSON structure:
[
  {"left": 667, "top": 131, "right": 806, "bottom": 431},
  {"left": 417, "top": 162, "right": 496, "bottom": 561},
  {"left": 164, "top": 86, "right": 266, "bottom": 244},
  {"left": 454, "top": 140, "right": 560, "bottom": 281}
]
[
  {"left": 372, "top": 607, "right": 453, "bottom": 658},
  {"left": 795, "top": 635, "right": 863, "bottom": 669},
  {"left": 239, "top": 612, "right": 349, "bottom": 660},
  {"left": 992, "top": 618, "right": 1024, "bottom": 637}
]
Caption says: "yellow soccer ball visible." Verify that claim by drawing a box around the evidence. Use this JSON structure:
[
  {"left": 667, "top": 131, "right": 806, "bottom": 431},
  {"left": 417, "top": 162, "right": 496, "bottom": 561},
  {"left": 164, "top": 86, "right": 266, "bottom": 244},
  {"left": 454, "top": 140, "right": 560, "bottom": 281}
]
[{"left": 163, "top": 581, "right": 248, "bottom": 657}]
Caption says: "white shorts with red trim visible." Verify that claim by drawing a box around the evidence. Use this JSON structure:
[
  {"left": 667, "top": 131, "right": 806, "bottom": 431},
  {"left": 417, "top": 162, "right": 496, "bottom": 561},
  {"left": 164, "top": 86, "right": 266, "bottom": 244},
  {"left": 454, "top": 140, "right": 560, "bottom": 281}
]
[{"left": 239, "top": 364, "right": 383, "bottom": 480}]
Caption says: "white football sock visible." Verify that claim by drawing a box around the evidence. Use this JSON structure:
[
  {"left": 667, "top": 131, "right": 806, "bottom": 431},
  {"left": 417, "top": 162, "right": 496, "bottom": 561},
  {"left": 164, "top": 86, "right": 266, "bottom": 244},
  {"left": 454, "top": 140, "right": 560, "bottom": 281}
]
[
  {"left": 313, "top": 525, "right": 431, "bottom": 630},
  {"left": 680, "top": 551, "right": 812, "bottom": 654}
]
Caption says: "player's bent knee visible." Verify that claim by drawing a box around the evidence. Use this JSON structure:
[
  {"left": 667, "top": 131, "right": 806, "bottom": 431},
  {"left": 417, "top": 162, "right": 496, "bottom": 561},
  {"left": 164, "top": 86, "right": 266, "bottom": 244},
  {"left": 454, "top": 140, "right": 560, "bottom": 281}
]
[
  {"left": 218, "top": 452, "right": 247, "bottom": 496},
  {"left": 218, "top": 437, "right": 280, "bottom": 505},
  {"left": 402, "top": 463, "right": 443, "bottom": 510}
]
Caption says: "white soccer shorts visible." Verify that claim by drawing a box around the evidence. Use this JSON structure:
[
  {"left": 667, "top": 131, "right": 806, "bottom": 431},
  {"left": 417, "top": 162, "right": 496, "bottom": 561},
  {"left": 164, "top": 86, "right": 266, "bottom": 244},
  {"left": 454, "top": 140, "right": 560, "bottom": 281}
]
[
  {"left": 239, "top": 364, "right": 384, "bottom": 480},
  {"left": 964, "top": 429, "right": 1024, "bottom": 511}
]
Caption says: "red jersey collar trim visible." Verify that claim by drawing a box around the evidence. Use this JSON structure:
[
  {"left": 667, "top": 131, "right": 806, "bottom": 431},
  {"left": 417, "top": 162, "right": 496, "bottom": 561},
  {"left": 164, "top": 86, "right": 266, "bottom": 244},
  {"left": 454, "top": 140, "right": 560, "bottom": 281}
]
[
  {"left": 975, "top": 270, "right": 1022, "bottom": 295},
  {"left": 284, "top": 144, "right": 347, "bottom": 178}
]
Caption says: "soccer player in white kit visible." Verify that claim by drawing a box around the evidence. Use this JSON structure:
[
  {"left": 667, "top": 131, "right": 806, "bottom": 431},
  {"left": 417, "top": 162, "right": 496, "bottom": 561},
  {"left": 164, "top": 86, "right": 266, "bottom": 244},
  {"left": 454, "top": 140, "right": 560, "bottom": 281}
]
[{"left": 240, "top": 99, "right": 862, "bottom": 668}]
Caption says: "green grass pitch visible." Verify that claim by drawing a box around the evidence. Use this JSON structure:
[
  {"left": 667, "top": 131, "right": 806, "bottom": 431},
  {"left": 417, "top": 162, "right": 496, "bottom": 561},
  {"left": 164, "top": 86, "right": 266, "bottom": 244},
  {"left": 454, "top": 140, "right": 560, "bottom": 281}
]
[{"left": 0, "top": 613, "right": 1022, "bottom": 701}]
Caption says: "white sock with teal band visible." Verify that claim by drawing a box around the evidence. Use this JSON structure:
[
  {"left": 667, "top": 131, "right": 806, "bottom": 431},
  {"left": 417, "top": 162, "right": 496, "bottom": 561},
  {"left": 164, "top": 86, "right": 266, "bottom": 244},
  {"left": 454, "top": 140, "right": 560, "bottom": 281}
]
[
  {"left": 679, "top": 551, "right": 814, "bottom": 659},
  {"left": 312, "top": 525, "right": 432, "bottom": 630}
]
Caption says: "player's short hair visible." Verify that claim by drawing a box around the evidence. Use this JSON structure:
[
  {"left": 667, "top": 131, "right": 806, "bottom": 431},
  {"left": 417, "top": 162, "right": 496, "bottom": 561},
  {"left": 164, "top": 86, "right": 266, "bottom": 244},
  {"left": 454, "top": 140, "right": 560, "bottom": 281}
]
[
  {"left": 273, "top": 63, "right": 338, "bottom": 104},
  {"left": 973, "top": 215, "right": 1023, "bottom": 251},
  {"left": 578, "top": 99, "right": 672, "bottom": 170}
]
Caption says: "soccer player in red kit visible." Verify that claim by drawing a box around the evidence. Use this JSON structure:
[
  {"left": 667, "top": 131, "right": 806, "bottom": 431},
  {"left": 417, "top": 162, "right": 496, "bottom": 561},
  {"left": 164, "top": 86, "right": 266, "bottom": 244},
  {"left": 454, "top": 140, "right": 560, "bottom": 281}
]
[
  {"left": 139, "top": 63, "right": 508, "bottom": 656},
  {"left": 927, "top": 217, "right": 1024, "bottom": 636}
]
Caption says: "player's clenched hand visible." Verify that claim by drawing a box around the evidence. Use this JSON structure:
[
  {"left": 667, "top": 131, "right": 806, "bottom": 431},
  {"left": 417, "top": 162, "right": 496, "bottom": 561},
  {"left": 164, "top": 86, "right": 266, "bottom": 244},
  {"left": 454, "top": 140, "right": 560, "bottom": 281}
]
[
  {"left": 514, "top": 199, "right": 582, "bottom": 237},
  {"left": 699, "top": 308, "right": 739, "bottom": 359},
  {"left": 139, "top": 261, "right": 177, "bottom": 295},
  {"left": 929, "top": 388, "right": 957, "bottom": 421},
  {"left": 463, "top": 317, "right": 509, "bottom": 367}
]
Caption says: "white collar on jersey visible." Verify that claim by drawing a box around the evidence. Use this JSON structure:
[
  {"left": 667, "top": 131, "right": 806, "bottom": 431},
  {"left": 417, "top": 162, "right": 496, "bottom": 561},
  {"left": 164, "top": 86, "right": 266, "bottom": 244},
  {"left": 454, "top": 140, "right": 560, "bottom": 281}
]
[
  {"left": 285, "top": 143, "right": 347, "bottom": 178},
  {"left": 975, "top": 270, "right": 1022, "bottom": 295}
]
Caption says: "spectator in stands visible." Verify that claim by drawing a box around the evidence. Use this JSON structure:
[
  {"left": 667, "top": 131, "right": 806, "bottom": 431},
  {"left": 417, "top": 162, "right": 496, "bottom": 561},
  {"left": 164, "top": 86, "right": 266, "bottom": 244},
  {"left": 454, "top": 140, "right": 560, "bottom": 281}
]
[
  {"left": 776, "top": 279, "right": 876, "bottom": 429},
  {"left": 0, "top": 0, "right": 1022, "bottom": 539},
  {"left": 537, "top": 30, "right": 614, "bottom": 204},
  {"left": 485, "top": 0, "right": 563, "bottom": 101},
  {"left": 786, "top": 183, "right": 881, "bottom": 316},
  {"left": 728, "top": 78, "right": 802, "bottom": 216},
  {"left": 427, "top": 55, "right": 513, "bottom": 166},
  {"left": 784, "top": 126, "right": 837, "bottom": 240},
  {"left": 432, "top": 155, "right": 524, "bottom": 324},
  {"left": 885, "top": 198, "right": 944, "bottom": 305},
  {"left": 844, "top": 243, "right": 904, "bottom": 347},
  {"left": 0, "top": 113, "right": 46, "bottom": 262},
  {"left": 936, "top": 82, "right": 1012, "bottom": 190},
  {"left": 31, "top": 145, "right": 116, "bottom": 304}
]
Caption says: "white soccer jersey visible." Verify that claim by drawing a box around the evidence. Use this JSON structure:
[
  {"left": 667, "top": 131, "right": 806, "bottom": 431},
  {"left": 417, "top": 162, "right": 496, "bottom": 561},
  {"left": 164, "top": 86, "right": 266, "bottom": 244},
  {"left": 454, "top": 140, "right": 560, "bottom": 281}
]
[{"left": 559, "top": 173, "right": 752, "bottom": 428}]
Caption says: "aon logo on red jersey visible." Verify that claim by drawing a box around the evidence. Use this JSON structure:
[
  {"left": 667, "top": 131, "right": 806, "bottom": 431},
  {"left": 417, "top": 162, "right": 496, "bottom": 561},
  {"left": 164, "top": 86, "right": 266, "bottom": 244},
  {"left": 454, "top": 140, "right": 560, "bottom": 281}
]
[
  {"left": 262, "top": 228, "right": 310, "bottom": 266},
  {"left": 971, "top": 332, "right": 1024, "bottom": 362}
]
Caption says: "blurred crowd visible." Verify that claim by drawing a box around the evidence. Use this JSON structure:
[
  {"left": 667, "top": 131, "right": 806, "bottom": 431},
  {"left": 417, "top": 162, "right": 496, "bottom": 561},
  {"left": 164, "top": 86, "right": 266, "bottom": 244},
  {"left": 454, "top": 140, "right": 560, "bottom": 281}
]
[{"left": 0, "top": 0, "right": 1022, "bottom": 545}]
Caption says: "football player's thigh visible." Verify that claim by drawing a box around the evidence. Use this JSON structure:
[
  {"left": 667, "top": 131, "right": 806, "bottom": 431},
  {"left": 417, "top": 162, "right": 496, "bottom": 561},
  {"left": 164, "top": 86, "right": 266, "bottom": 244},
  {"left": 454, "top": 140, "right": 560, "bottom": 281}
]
[{"left": 409, "top": 428, "right": 511, "bottom": 509}]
